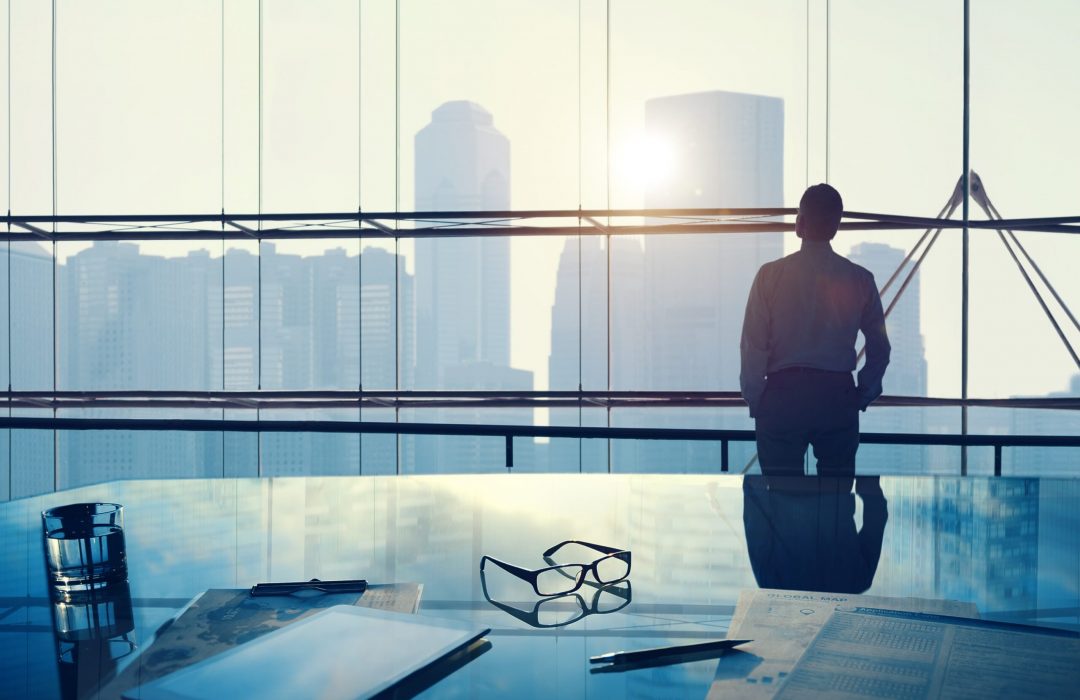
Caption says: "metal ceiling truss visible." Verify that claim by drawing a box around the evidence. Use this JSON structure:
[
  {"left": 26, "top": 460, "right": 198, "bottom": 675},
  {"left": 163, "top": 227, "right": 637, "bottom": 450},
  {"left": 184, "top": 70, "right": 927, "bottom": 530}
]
[
  {"left": 2, "top": 207, "right": 1079, "bottom": 242},
  {"left": 2, "top": 390, "right": 1076, "bottom": 412}
]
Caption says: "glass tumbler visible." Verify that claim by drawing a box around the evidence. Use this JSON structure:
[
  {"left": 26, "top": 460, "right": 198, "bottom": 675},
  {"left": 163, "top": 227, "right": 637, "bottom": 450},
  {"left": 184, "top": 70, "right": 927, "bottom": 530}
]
[{"left": 42, "top": 503, "right": 128, "bottom": 597}]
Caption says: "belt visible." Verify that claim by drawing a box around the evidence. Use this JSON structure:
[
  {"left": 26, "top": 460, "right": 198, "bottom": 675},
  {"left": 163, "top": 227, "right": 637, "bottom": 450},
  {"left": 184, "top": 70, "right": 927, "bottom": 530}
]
[{"left": 768, "top": 366, "right": 850, "bottom": 377}]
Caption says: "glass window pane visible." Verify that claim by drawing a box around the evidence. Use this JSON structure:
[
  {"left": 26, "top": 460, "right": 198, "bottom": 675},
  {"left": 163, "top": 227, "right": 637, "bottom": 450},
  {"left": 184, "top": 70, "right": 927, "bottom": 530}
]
[
  {"left": 258, "top": 409, "right": 359, "bottom": 478},
  {"left": 56, "top": 0, "right": 221, "bottom": 214},
  {"left": 57, "top": 409, "right": 224, "bottom": 490},
  {"left": 57, "top": 242, "right": 224, "bottom": 391},
  {"left": 258, "top": 241, "right": 360, "bottom": 390},
  {"left": 969, "top": 3, "right": 1079, "bottom": 403},
  {"left": 831, "top": 1, "right": 962, "bottom": 468}
]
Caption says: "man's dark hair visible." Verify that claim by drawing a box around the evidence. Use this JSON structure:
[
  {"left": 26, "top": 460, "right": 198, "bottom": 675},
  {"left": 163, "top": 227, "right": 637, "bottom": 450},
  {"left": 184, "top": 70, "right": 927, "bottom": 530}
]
[{"left": 798, "top": 184, "right": 843, "bottom": 241}]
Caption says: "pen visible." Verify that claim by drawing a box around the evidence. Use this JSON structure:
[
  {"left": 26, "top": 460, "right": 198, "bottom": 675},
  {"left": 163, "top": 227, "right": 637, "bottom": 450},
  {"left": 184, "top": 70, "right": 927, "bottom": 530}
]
[
  {"left": 590, "top": 639, "right": 751, "bottom": 666},
  {"left": 250, "top": 578, "right": 368, "bottom": 597}
]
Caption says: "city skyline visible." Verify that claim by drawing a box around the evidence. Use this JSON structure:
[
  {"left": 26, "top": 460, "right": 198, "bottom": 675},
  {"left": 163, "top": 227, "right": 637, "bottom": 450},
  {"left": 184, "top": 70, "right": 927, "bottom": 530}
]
[
  {"left": 8, "top": 91, "right": 1070, "bottom": 484},
  {"left": 2, "top": 2, "right": 1077, "bottom": 405},
  {"left": 0, "top": 36, "right": 1076, "bottom": 486},
  {"left": 0, "top": 6, "right": 1074, "bottom": 696}
]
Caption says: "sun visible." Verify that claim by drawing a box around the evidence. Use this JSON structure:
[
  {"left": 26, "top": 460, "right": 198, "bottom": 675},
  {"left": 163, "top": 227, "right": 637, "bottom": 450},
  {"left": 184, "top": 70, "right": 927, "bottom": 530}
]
[{"left": 615, "top": 130, "right": 677, "bottom": 194}]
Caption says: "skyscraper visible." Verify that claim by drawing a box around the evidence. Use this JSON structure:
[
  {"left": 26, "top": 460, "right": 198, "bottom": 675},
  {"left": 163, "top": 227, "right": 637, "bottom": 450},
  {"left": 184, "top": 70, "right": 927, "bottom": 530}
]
[
  {"left": 360, "top": 245, "right": 413, "bottom": 474},
  {"left": 547, "top": 236, "right": 645, "bottom": 470},
  {"left": 619, "top": 90, "right": 784, "bottom": 470},
  {"left": 44, "top": 241, "right": 418, "bottom": 482},
  {"left": 411, "top": 100, "right": 532, "bottom": 472},
  {"left": 414, "top": 100, "right": 512, "bottom": 387},
  {"left": 933, "top": 478, "right": 1039, "bottom": 613},
  {"left": 7, "top": 243, "right": 58, "bottom": 498},
  {"left": 57, "top": 243, "right": 223, "bottom": 486},
  {"left": 848, "top": 242, "right": 928, "bottom": 472},
  {"left": 643, "top": 90, "right": 785, "bottom": 392}
]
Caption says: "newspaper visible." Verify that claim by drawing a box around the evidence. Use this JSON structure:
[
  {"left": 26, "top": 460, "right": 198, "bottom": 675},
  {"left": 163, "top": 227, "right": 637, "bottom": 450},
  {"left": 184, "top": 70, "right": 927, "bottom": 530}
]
[
  {"left": 708, "top": 588, "right": 978, "bottom": 700},
  {"left": 775, "top": 608, "right": 1080, "bottom": 699}
]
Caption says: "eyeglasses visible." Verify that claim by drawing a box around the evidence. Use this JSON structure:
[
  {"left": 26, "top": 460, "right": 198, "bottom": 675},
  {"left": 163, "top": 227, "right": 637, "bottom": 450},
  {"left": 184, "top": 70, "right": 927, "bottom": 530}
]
[
  {"left": 480, "top": 540, "right": 631, "bottom": 597},
  {"left": 481, "top": 569, "right": 631, "bottom": 629}
]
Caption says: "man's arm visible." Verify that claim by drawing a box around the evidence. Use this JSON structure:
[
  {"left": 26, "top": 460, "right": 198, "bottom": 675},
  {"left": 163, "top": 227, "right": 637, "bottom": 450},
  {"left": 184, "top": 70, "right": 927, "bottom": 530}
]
[
  {"left": 856, "top": 273, "right": 891, "bottom": 411},
  {"left": 740, "top": 268, "right": 770, "bottom": 418}
]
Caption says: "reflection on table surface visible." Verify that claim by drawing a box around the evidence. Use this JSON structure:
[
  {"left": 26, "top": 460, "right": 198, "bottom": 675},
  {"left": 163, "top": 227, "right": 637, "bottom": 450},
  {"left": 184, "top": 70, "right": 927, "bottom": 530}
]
[{"left": 1, "top": 474, "right": 1077, "bottom": 698}]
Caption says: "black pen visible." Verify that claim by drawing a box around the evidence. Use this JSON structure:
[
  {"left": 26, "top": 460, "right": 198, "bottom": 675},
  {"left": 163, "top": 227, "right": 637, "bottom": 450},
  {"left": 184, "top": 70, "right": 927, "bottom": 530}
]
[
  {"left": 250, "top": 578, "right": 368, "bottom": 597},
  {"left": 590, "top": 639, "right": 751, "bottom": 666}
]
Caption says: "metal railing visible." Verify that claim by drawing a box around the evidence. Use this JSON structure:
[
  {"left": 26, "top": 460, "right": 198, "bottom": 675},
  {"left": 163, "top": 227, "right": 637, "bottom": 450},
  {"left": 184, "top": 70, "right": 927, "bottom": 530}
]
[
  {"left": 2, "top": 203, "right": 1076, "bottom": 482},
  {"left": 2, "top": 414, "right": 1077, "bottom": 477}
]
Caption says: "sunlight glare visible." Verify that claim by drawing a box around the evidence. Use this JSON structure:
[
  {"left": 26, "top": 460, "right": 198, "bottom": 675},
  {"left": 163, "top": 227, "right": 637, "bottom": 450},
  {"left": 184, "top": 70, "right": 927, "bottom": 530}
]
[{"left": 616, "top": 131, "right": 677, "bottom": 192}]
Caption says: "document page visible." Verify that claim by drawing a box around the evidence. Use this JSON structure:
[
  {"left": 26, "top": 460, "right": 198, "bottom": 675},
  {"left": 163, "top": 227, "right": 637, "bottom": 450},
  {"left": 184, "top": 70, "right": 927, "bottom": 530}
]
[
  {"left": 774, "top": 608, "right": 1080, "bottom": 699},
  {"left": 103, "top": 583, "right": 423, "bottom": 698},
  {"left": 709, "top": 589, "right": 978, "bottom": 700}
]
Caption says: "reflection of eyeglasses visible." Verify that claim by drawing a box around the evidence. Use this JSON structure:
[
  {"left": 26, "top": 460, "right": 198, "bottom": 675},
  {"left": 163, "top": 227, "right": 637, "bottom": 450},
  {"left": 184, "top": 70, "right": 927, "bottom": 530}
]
[
  {"left": 480, "top": 569, "right": 631, "bottom": 628},
  {"left": 483, "top": 579, "right": 630, "bottom": 630},
  {"left": 480, "top": 540, "right": 631, "bottom": 597}
]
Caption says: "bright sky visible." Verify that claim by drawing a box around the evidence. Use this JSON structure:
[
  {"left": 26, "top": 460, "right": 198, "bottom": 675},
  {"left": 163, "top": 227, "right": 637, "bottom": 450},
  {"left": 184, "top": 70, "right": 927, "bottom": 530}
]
[{"left": 0, "top": 0, "right": 1076, "bottom": 400}]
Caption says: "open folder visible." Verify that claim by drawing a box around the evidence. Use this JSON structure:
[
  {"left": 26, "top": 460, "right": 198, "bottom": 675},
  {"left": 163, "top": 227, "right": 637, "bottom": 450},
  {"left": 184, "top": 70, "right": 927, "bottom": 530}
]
[{"left": 123, "top": 606, "right": 490, "bottom": 700}]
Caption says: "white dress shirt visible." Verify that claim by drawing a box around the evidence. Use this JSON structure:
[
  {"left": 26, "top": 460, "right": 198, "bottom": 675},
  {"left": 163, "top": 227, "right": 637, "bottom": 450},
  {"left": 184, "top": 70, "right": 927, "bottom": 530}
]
[{"left": 739, "top": 239, "right": 891, "bottom": 417}]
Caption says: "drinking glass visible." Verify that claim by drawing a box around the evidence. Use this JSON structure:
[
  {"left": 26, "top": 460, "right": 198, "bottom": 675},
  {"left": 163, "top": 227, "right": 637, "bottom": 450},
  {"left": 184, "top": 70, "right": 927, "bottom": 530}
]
[{"left": 42, "top": 503, "right": 128, "bottom": 597}]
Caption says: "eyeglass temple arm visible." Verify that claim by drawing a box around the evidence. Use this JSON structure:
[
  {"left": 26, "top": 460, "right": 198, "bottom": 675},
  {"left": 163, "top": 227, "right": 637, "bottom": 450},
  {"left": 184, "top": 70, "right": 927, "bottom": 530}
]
[
  {"left": 542, "top": 540, "right": 626, "bottom": 558},
  {"left": 480, "top": 555, "right": 534, "bottom": 580}
]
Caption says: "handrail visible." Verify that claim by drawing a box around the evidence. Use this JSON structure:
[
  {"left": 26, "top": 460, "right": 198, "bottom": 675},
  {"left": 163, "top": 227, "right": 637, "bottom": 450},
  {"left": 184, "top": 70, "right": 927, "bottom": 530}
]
[
  {"left": 2, "top": 390, "right": 1077, "bottom": 411},
  {"left": 2, "top": 416, "right": 1076, "bottom": 477}
]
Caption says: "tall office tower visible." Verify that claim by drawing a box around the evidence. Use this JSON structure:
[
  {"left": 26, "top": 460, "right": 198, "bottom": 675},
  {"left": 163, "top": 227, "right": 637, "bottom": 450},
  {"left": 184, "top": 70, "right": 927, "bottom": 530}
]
[
  {"left": 223, "top": 248, "right": 259, "bottom": 390},
  {"left": 934, "top": 478, "right": 1039, "bottom": 614},
  {"left": 644, "top": 91, "right": 784, "bottom": 389},
  {"left": 57, "top": 243, "right": 222, "bottom": 486},
  {"left": 258, "top": 243, "right": 312, "bottom": 392},
  {"left": 311, "top": 247, "right": 361, "bottom": 389},
  {"left": 221, "top": 244, "right": 417, "bottom": 476},
  {"left": 848, "top": 242, "right": 928, "bottom": 473},
  {"left": 59, "top": 243, "right": 141, "bottom": 390},
  {"left": 360, "top": 246, "right": 414, "bottom": 391},
  {"left": 360, "top": 246, "right": 414, "bottom": 473},
  {"left": 221, "top": 246, "right": 261, "bottom": 476},
  {"left": 412, "top": 101, "right": 532, "bottom": 472},
  {"left": 260, "top": 245, "right": 368, "bottom": 476},
  {"left": 630, "top": 90, "right": 784, "bottom": 470},
  {"left": 307, "top": 247, "right": 365, "bottom": 475},
  {"left": 6, "top": 243, "right": 56, "bottom": 497},
  {"left": 548, "top": 237, "right": 645, "bottom": 470},
  {"left": 414, "top": 100, "right": 511, "bottom": 385},
  {"left": 230, "top": 244, "right": 312, "bottom": 475}
]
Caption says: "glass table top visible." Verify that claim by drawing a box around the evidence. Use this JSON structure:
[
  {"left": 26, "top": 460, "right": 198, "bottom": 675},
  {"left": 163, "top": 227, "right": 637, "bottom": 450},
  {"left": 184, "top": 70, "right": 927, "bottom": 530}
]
[{"left": 1, "top": 474, "right": 1077, "bottom": 698}]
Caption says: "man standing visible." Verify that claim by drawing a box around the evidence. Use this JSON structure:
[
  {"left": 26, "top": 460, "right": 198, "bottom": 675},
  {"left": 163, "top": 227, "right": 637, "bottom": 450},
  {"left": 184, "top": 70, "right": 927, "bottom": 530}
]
[{"left": 740, "top": 184, "right": 890, "bottom": 476}]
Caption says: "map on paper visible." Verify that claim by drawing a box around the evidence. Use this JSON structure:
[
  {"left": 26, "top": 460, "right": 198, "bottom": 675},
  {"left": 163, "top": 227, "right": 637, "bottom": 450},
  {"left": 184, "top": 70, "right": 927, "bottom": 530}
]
[
  {"left": 708, "top": 588, "right": 979, "bottom": 700},
  {"left": 102, "top": 583, "right": 423, "bottom": 699}
]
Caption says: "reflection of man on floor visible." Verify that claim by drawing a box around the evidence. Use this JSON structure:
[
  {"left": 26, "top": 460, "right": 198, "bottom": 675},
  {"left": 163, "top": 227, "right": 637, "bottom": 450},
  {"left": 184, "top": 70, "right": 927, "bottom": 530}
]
[
  {"left": 742, "top": 475, "right": 888, "bottom": 594},
  {"left": 740, "top": 184, "right": 890, "bottom": 476}
]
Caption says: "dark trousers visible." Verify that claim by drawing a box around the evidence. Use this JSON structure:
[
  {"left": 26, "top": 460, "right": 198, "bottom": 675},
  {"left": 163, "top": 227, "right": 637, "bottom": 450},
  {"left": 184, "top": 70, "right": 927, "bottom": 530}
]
[{"left": 755, "top": 369, "right": 859, "bottom": 477}]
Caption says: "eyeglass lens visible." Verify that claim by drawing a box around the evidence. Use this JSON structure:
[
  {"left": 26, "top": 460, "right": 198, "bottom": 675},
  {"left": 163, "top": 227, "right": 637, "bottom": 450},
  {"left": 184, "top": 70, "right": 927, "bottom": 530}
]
[
  {"left": 535, "top": 565, "right": 585, "bottom": 596},
  {"left": 535, "top": 596, "right": 587, "bottom": 626},
  {"left": 594, "top": 554, "right": 630, "bottom": 584}
]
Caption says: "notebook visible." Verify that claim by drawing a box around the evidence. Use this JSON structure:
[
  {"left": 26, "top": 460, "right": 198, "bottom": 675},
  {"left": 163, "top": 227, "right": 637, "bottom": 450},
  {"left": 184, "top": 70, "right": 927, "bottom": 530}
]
[{"left": 123, "top": 605, "right": 490, "bottom": 700}]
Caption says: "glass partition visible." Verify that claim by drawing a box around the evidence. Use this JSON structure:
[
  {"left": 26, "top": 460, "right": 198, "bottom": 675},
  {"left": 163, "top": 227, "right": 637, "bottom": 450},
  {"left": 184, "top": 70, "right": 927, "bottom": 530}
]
[
  {"left": 0, "top": 1, "right": 1076, "bottom": 495},
  {"left": 969, "top": 2, "right": 1080, "bottom": 403}
]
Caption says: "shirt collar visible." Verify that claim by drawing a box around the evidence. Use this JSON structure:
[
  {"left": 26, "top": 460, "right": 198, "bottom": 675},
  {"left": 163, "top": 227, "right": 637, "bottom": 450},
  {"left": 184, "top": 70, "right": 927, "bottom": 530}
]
[{"left": 799, "top": 238, "right": 833, "bottom": 253}]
